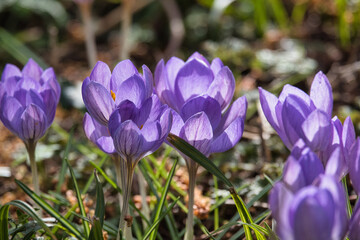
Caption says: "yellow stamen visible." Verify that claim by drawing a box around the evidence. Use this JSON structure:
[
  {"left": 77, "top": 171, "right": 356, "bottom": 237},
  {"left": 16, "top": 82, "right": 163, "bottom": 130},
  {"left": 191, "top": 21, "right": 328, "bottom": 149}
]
[
  {"left": 140, "top": 124, "right": 143, "bottom": 129},
  {"left": 110, "top": 90, "right": 116, "bottom": 101}
]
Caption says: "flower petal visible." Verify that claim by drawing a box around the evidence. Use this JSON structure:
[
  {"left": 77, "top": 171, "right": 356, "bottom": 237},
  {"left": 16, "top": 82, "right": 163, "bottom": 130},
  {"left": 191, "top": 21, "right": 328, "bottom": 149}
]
[
  {"left": 187, "top": 52, "right": 210, "bottom": 66},
  {"left": 180, "top": 96, "right": 221, "bottom": 130},
  {"left": 349, "top": 138, "right": 360, "bottom": 195},
  {"left": 20, "top": 104, "right": 48, "bottom": 142},
  {"left": 22, "top": 59, "right": 43, "bottom": 81},
  {"left": 206, "top": 67, "right": 235, "bottom": 111},
  {"left": 179, "top": 112, "right": 213, "bottom": 156},
  {"left": 174, "top": 59, "right": 214, "bottom": 106},
  {"left": 0, "top": 96, "right": 24, "bottom": 135},
  {"left": 310, "top": 71, "right": 333, "bottom": 117},
  {"left": 41, "top": 68, "right": 61, "bottom": 102},
  {"left": 90, "top": 61, "right": 111, "bottom": 91},
  {"left": 142, "top": 65, "right": 154, "bottom": 98},
  {"left": 282, "top": 156, "right": 306, "bottom": 192},
  {"left": 342, "top": 116, "right": 356, "bottom": 152},
  {"left": 258, "top": 87, "right": 281, "bottom": 132},
  {"left": 297, "top": 149, "right": 324, "bottom": 185},
  {"left": 115, "top": 74, "right": 146, "bottom": 108},
  {"left": 1, "top": 64, "right": 21, "bottom": 82},
  {"left": 169, "top": 109, "right": 184, "bottom": 136},
  {"left": 165, "top": 56, "right": 185, "bottom": 91},
  {"left": 210, "top": 58, "right": 224, "bottom": 76},
  {"left": 211, "top": 117, "right": 244, "bottom": 153},
  {"left": 83, "top": 81, "right": 115, "bottom": 125},
  {"left": 301, "top": 109, "right": 333, "bottom": 152},
  {"left": 140, "top": 121, "right": 162, "bottom": 156},
  {"left": 325, "top": 146, "right": 347, "bottom": 180},
  {"left": 110, "top": 59, "right": 138, "bottom": 91}
]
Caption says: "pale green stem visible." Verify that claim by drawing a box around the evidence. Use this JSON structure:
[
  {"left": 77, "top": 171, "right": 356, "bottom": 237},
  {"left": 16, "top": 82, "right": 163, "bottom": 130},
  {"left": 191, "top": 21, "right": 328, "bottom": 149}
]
[
  {"left": 213, "top": 175, "right": 219, "bottom": 230},
  {"left": 114, "top": 154, "right": 124, "bottom": 213},
  {"left": 78, "top": 2, "right": 97, "bottom": 67},
  {"left": 184, "top": 160, "right": 197, "bottom": 240},
  {"left": 137, "top": 167, "right": 150, "bottom": 227},
  {"left": 26, "top": 140, "right": 41, "bottom": 216},
  {"left": 118, "top": 159, "right": 134, "bottom": 240},
  {"left": 119, "top": 0, "right": 133, "bottom": 60}
]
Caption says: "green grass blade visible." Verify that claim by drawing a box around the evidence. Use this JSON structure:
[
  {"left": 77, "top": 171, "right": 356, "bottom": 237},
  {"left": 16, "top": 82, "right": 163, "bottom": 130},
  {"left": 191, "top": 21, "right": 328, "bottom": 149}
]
[
  {"left": 230, "top": 189, "right": 253, "bottom": 240},
  {"left": 149, "top": 158, "right": 178, "bottom": 240},
  {"left": 142, "top": 197, "right": 180, "bottom": 240},
  {"left": 0, "top": 27, "right": 48, "bottom": 68},
  {"left": 167, "top": 134, "right": 233, "bottom": 187},
  {"left": 3, "top": 200, "right": 57, "bottom": 239},
  {"left": 89, "top": 170, "right": 105, "bottom": 240},
  {"left": 0, "top": 205, "right": 10, "bottom": 239},
  {"left": 15, "top": 180, "right": 84, "bottom": 239},
  {"left": 65, "top": 156, "right": 91, "bottom": 237},
  {"left": 89, "top": 218, "right": 104, "bottom": 240}
]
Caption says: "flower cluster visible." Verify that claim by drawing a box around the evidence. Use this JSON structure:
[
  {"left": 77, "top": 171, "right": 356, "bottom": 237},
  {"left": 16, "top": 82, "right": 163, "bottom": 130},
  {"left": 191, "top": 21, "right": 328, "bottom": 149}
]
[{"left": 259, "top": 72, "right": 360, "bottom": 239}]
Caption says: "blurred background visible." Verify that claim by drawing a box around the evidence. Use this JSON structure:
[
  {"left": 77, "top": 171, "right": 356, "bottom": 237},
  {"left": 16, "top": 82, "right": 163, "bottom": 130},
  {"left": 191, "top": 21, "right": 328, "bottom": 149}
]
[{"left": 1, "top": 0, "right": 360, "bottom": 238}]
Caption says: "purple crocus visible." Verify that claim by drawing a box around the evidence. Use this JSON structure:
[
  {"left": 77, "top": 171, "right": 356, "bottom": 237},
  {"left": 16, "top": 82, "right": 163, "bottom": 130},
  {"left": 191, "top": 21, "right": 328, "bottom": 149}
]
[
  {"left": 154, "top": 52, "right": 247, "bottom": 240},
  {"left": 348, "top": 137, "right": 360, "bottom": 195},
  {"left": 349, "top": 201, "right": 360, "bottom": 239},
  {"left": 270, "top": 175, "right": 348, "bottom": 240},
  {"left": 82, "top": 60, "right": 171, "bottom": 239},
  {"left": 259, "top": 71, "right": 333, "bottom": 152},
  {"left": 0, "top": 59, "right": 60, "bottom": 197}
]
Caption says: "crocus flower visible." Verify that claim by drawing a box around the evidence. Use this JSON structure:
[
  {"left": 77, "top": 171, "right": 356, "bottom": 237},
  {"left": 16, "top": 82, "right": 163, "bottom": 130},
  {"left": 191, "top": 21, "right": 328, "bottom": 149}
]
[
  {"left": 0, "top": 59, "right": 60, "bottom": 197},
  {"left": 348, "top": 137, "right": 360, "bottom": 195},
  {"left": 82, "top": 60, "right": 171, "bottom": 239},
  {"left": 270, "top": 175, "right": 348, "bottom": 240},
  {"left": 259, "top": 71, "right": 333, "bottom": 152},
  {"left": 154, "top": 52, "right": 247, "bottom": 240}
]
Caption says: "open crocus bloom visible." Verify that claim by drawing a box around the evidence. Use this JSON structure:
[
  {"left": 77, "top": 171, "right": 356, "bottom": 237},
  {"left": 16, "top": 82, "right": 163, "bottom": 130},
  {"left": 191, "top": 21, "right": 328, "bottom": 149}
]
[
  {"left": 270, "top": 175, "right": 348, "bottom": 240},
  {"left": 259, "top": 71, "right": 333, "bottom": 152},
  {"left": 155, "top": 52, "right": 247, "bottom": 157},
  {"left": 82, "top": 60, "right": 153, "bottom": 126},
  {"left": 0, "top": 59, "right": 60, "bottom": 145}
]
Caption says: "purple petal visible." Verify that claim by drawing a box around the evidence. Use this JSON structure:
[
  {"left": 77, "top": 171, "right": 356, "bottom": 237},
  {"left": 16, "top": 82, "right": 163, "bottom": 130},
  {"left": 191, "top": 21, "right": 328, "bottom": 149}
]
[
  {"left": 342, "top": 116, "right": 356, "bottom": 152},
  {"left": 154, "top": 59, "right": 179, "bottom": 111},
  {"left": 297, "top": 149, "right": 324, "bottom": 185},
  {"left": 268, "top": 182, "right": 294, "bottom": 240},
  {"left": 22, "top": 59, "right": 43, "bottom": 81},
  {"left": 301, "top": 109, "right": 333, "bottom": 152},
  {"left": 0, "top": 96, "right": 24, "bottom": 135},
  {"left": 16, "top": 76, "right": 41, "bottom": 91},
  {"left": 279, "top": 84, "right": 313, "bottom": 108},
  {"left": 211, "top": 117, "right": 244, "bottom": 153},
  {"left": 142, "top": 65, "right": 154, "bottom": 98},
  {"left": 110, "top": 59, "right": 138, "bottom": 91},
  {"left": 206, "top": 67, "right": 235, "bottom": 111},
  {"left": 41, "top": 68, "right": 61, "bottom": 102},
  {"left": 310, "top": 71, "right": 333, "bottom": 117},
  {"left": 179, "top": 112, "right": 213, "bottom": 156},
  {"left": 180, "top": 96, "right": 221, "bottom": 130},
  {"left": 115, "top": 74, "right": 146, "bottom": 108},
  {"left": 292, "top": 188, "right": 334, "bottom": 240},
  {"left": 20, "top": 104, "right": 48, "bottom": 142},
  {"left": 111, "top": 120, "right": 143, "bottom": 161},
  {"left": 90, "top": 61, "right": 111, "bottom": 91},
  {"left": 108, "top": 109, "right": 122, "bottom": 136},
  {"left": 169, "top": 109, "right": 184, "bottom": 136},
  {"left": 214, "top": 96, "right": 247, "bottom": 137},
  {"left": 349, "top": 201, "right": 360, "bottom": 240},
  {"left": 159, "top": 108, "right": 172, "bottom": 139},
  {"left": 210, "top": 58, "right": 224, "bottom": 76},
  {"left": 116, "top": 100, "right": 139, "bottom": 124},
  {"left": 96, "top": 136, "right": 116, "bottom": 154},
  {"left": 140, "top": 121, "right": 162, "bottom": 156},
  {"left": 325, "top": 146, "right": 347, "bottom": 180},
  {"left": 165, "top": 56, "right": 185, "bottom": 91},
  {"left": 82, "top": 81, "right": 115, "bottom": 125},
  {"left": 174, "top": 59, "right": 214, "bottom": 106},
  {"left": 146, "top": 95, "right": 163, "bottom": 122},
  {"left": 282, "top": 156, "right": 306, "bottom": 192},
  {"left": 349, "top": 138, "right": 360, "bottom": 195},
  {"left": 187, "top": 52, "right": 210, "bottom": 66},
  {"left": 1, "top": 64, "right": 21, "bottom": 82},
  {"left": 258, "top": 87, "right": 282, "bottom": 132}
]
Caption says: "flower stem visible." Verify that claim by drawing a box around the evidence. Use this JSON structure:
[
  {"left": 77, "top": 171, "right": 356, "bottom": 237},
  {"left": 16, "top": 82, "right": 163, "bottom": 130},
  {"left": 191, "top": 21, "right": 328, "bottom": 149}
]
[
  {"left": 184, "top": 160, "right": 197, "bottom": 240},
  {"left": 118, "top": 160, "right": 134, "bottom": 240},
  {"left": 137, "top": 168, "right": 150, "bottom": 227},
  {"left": 26, "top": 140, "right": 41, "bottom": 216}
]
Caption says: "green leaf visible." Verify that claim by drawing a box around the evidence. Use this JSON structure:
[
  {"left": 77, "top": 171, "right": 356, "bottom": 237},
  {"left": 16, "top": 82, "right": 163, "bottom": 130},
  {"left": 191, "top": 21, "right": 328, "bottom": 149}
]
[
  {"left": 0, "top": 205, "right": 10, "bottom": 239},
  {"left": 142, "top": 197, "right": 180, "bottom": 240},
  {"left": 0, "top": 27, "right": 48, "bottom": 68},
  {"left": 65, "top": 156, "right": 91, "bottom": 238},
  {"left": 3, "top": 200, "right": 57, "bottom": 239},
  {"left": 15, "top": 180, "right": 83, "bottom": 239},
  {"left": 167, "top": 133, "right": 233, "bottom": 187},
  {"left": 149, "top": 159, "right": 178, "bottom": 240},
  {"left": 89, "top": 218, "right": 104, "bottom": 240},
  {"left": 89, "top": 170, "right": 105, "bottom": 240},
  {"left": 230, "top": 189, "right": 253, "bottom": 240}
]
